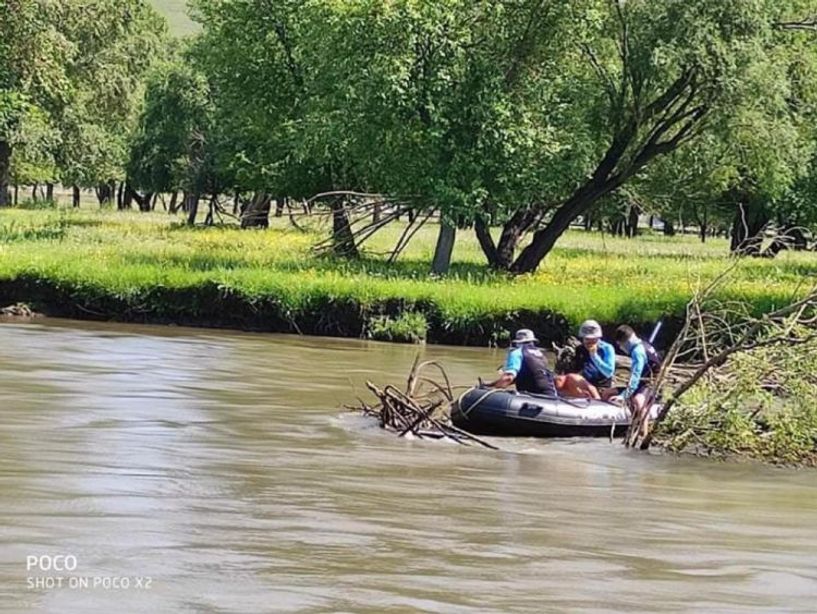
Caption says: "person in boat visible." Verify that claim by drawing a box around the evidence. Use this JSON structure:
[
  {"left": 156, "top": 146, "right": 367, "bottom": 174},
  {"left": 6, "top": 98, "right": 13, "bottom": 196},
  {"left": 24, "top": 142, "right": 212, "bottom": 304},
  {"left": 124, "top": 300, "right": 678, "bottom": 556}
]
[
  {"left": 487, "top": 328, "right": 558, "bottom": 396},
  {"left": 605, "top": 325, "right": 662, "bottom": 416},
  {"left": 557, "top": 320, "right": 616, "bottom": 400}
]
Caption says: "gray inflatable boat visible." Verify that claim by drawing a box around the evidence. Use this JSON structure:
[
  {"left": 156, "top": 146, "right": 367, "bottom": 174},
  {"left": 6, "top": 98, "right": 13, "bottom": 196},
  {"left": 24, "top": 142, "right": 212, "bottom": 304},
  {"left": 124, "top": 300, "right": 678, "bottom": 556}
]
[{"left": 452, "top": 387, "right": 660, "bottom": 438}]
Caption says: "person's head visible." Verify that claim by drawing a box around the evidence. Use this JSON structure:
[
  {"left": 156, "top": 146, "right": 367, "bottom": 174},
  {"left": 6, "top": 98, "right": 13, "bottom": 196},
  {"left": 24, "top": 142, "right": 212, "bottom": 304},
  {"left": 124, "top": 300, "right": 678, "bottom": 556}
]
[
  {"left": 614, "top": 324, "right": 638, "bottom": 349},
  {"left": 578, "top": 319, "right": 602, "bottom": 348},
  {"left": 511, "top": 328, "right": 538, "bottom": 347}
]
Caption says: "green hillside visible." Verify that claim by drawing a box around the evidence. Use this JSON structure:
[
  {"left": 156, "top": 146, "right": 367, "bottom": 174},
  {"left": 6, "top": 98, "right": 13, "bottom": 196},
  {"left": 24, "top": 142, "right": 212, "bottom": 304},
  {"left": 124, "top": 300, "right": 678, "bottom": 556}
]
[{"left": 149, "top": 0, "right": 198, "bottom": 36}]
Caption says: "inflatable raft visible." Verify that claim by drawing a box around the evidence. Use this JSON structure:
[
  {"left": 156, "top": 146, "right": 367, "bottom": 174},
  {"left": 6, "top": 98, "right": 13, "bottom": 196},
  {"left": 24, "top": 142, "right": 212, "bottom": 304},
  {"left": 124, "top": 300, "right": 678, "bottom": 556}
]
[{"left": 452, "top": 387, "right": 660, "bottom": 438}]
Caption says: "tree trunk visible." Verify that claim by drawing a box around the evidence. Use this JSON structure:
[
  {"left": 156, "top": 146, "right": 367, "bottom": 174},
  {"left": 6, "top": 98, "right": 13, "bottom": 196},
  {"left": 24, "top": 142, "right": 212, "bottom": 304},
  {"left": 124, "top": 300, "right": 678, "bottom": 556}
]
[
  {"left": 330, "top": 198, "right": 358, "bottom": 257},
  {"left": 169, "top": 191, "right": 179, "bottom": 213},
  {"left": 0, "top": 140, "right": 11, "bottom": 206},
  {"left": 476, "top": 209, "right": 540, "bottom": 270},
  {"left": 141, "top": 192, "right": 154, "bottom": 212},
  {"left": 474, "top": 217, "right": 499, "bottom": 268},
  {"left": 663, "top": 219, "right": 676, "bottom": 236},
  {"left": 495, "top": 209, "right": 539, "bottom": 270},
  {"left": 763, "top": 225, "right": 807, "bottom": 257},
  {"left": 116, "top": 181, "right": 124, "bottom": 209},
  {"left": 45, "top": 183, "right": 54, "bottom": 202},
  {"left": 204, "top": 193, "right": 217, "bottom": 225},
  {"left": 431, "top": 222, "right": 456, "bottom": 275},
  {"left": 511, "top": 180, "right": 616, "bottom": 274},
  {"left": 32, "top": 184, "right": 39, "bottom": 202},
  {"left": 730, "top": 203, "right": 769, "bottom": 256},
  {"left": 121, "top": 183, "right": 152, "bottom": 212},
  {"left": 240, "top": 192, "right": 272, "bottom": 228},
  {"left": 72, "top": 185, "right": 80, "bottom": 208},
  {"left": 186, "top": 192, "right": 200, "bottom": 225},
  {"left": 95, "top": 183, "right": 111, "bottom": 206},
  {"left": 232, "top": 190, "right": 239, "bottom": 215},
  {"left": 373, "top": 202, "right": 382, "bottom": 224},
  {"left": 121, "top": 183, "right": 134, "bottom": 210},
  {"left": 626, "top": 204, "right": 640, "bottom": 238},
  {"left": 13, "top": 183, "right": 19, "bottom": 205}
]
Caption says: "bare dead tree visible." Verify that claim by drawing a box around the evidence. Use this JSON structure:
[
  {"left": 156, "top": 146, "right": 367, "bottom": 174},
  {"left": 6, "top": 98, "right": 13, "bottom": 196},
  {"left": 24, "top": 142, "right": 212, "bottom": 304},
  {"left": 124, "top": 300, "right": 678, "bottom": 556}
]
[{"left": 294, "top": 191, "right": 424, "bottom": 260}]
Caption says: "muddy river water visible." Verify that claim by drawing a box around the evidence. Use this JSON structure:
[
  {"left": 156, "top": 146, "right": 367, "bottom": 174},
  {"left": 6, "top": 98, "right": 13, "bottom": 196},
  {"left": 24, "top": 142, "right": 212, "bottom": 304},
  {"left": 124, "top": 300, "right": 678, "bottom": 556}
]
[{"left": 0, "top": 319, "right": 815, "bottom": 613}]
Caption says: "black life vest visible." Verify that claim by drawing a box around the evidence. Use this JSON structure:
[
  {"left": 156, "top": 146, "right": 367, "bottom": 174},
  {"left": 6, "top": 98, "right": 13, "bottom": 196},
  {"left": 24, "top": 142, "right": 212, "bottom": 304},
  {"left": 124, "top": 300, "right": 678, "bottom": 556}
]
[
  {"left": 640, "top": 340, "right": 662, "bottom": 378},
  {"left": 573, "top": 344, "right": 613, "bottom": 388},
  {"left": 516, "top": 345, "right": 557, "bottom": 396}
]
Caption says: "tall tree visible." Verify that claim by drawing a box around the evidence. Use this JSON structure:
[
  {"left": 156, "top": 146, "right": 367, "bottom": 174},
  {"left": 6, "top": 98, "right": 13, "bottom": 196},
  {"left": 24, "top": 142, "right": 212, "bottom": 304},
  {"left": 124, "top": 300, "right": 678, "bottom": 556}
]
[
  {"left": 127, "top": 59, "right": 217, "bottom": 222},
  {"left": 510, "top": 0, "right": 817, "bottom": 272},
  {"left": 56, "top": 0, "right": 167, "bottom": 200},
  {"left": 0, "top": 0, "right": 166, "bottom": 205},
  {"left": 0, "top": 0, "right": 70, "bottom": 205}
]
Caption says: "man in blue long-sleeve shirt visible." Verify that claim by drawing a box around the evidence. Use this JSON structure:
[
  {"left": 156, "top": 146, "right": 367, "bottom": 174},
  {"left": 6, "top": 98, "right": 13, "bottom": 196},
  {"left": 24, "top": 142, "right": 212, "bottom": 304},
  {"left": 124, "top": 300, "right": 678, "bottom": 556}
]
[
  {"left": 576, "top": 320, "right": 616, "bottom": 388},
  {"left": 607, "top": 325, "right": 662, "bottom": 416},
  {"left": 558, "top": 320, "right": 616, "bottom": 399}
]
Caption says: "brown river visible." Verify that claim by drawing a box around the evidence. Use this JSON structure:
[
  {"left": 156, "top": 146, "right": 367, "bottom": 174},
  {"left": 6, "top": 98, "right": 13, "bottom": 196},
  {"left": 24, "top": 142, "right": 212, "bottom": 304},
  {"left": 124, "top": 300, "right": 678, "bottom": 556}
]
[{"left": 0, "top": 319, "right": 815, "bottom": 613}]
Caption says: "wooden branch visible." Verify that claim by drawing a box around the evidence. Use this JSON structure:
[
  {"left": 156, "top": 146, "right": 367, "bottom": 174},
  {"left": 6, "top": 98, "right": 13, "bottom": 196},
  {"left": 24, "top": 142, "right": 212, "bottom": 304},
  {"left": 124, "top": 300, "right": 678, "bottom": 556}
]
[
  {"left": 388, "top": 211, "right": 433, "bottom": 264},
  {"left": 581, "top": 42, "right": 618, "bottom": 108},
  {"left": 642, "top": 69, "right": 696, "bottom": 122},
  {"left": 775, "top": 19, "right": 817, "bottom": 31},
  {"left": 504, "top": 0, "right": 553, "bottom": 88},
  {"left": 645, "top": 286, "right": 817, "bottom": 443}
]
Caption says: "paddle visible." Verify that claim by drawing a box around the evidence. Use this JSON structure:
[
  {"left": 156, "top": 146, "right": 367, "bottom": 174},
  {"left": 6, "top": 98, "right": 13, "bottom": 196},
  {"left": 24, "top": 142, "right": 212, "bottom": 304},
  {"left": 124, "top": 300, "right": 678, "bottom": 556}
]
[{"left": 648, "top": 319, "right": 663, "bottom": 344}]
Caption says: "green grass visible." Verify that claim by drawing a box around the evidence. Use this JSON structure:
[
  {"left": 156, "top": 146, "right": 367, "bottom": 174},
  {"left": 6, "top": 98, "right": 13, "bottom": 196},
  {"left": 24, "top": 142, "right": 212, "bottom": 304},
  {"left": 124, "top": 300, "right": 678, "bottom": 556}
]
[
  {"left": 149, "top": 0, "right": 199, "bottom": 36},
  {"left": 0, "top": 207, "right": 813, "bottom": 344}
]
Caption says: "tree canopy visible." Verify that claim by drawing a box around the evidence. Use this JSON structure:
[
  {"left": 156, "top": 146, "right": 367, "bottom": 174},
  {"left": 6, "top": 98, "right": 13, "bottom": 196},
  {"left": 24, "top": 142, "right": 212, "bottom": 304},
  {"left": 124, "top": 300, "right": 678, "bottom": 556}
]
[
  {"left": 0, "top": 0, "right": 166, "bottom": 204},
  {"left": 5, "top": 0, "right": 817, "bottom": 269}
]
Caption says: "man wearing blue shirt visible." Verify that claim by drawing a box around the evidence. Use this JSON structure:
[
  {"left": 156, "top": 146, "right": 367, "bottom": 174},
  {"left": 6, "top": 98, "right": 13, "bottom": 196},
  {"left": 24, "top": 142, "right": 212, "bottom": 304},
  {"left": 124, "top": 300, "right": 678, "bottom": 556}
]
[
  {"left": 557, "top": 320, "right": 616, "bottom": 399},
  {"left": 607, "top": 325, "right": 662, "bottom": 417},
  {"left": 487, "top": 329, "right": 557, "bottom": 396}
]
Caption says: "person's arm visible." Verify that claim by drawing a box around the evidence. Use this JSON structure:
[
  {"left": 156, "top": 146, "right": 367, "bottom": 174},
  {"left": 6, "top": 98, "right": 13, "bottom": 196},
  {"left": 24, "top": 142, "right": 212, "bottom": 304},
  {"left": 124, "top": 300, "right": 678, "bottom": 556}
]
[
  {"left": 589, "top": 342, "right": 616, "bottom": 379},
  {"left": 622, "top": 345, "right": 646, "bottom": 399},
  {"left": 488, "top": 372, "right": 516, "bottom": 389},
  {"left": 487, "top": 349, "right": 520, "bottom": 388}
]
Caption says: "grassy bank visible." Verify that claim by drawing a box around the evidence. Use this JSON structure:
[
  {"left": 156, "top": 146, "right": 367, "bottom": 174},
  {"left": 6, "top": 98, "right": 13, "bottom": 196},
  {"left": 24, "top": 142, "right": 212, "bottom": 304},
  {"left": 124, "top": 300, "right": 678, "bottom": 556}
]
[{"left": 0, "top": 207, "right": 814, "bottom": 346}]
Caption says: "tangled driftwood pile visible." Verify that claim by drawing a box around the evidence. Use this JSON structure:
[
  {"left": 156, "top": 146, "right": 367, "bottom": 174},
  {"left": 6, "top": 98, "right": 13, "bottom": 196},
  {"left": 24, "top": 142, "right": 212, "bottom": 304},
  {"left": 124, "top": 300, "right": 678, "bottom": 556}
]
[
  {"left": 352, "top": 357, "right": 498, "bottom": 449},
  {"left": 0, "top": 303, "right": 42, "bottom": 318}
]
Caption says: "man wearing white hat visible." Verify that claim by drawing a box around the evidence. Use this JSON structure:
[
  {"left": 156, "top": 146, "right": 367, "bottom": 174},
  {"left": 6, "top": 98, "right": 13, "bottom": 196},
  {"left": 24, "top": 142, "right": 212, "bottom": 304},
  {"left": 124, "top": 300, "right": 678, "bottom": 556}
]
[
  {"left": 487, "top": 329, "right": 557, "bottom": 396},
  {"left": 556, "top": 320, "right": 617, "bottom": 399},
  {"left": 575, "top": 319, "right": 616, "bottom": 389}
]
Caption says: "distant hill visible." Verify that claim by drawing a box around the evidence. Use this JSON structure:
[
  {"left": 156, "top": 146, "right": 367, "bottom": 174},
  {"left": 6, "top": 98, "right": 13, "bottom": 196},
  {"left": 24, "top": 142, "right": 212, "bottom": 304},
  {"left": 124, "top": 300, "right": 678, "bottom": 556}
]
[{"left": 149, "top": 0, "right": 199, "bottom": 36}]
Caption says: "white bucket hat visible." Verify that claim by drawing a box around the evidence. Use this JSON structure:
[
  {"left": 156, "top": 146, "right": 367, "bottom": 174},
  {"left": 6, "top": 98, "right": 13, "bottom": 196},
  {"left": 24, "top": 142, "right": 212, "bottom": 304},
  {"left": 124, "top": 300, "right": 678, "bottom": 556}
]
[
  {"left": 578, "top": 319, "right": 602, "bottom": 339},
  {"left": 512, "top": 328, "right": 538, "bottom": 345}
]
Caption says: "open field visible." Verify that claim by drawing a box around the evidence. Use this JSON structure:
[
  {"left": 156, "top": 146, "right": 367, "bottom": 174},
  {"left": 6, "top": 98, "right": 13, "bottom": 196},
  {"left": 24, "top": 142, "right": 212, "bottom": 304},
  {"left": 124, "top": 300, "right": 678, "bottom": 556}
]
[
  {"left": 0, "top": 207, "right": 814, "bottom": 345},
  {"left": 149, "top": 0, "right": 198, "bottom": 36}
]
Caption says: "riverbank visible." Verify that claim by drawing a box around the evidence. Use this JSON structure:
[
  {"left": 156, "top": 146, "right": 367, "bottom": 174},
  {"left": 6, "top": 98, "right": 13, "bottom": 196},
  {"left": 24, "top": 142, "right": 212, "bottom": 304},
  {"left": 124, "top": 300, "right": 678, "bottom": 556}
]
[{"left": 1, "top": 207, "right": 814, "bottom": 347}]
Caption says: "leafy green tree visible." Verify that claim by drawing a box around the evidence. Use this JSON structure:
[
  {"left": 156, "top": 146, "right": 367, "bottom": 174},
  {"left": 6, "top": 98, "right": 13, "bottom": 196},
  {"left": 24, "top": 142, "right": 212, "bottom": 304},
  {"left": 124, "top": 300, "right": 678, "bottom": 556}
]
[
  {"left": 56, "top": 0, "right": 167, "bottom": 205},
  {"left": 291, "top": 0, "right": 584, "bottom": 271},
  {"left": 127, "top": 59, "right": 218, "bottom": 222},
  {"left": 188, "top": 0, "right": 817, "bottom": 270},
  {"left": 8, "top": 107, "right": 59, "bottom": 200},
  {"left": 0, "top": 0, "right": 166, "bottom": 206},
  {"left": 0, "top": 0, "right": 71, "bottom": 205},
  {"left": 509, "top": 0, "right": 817, "bottom": 272}
]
